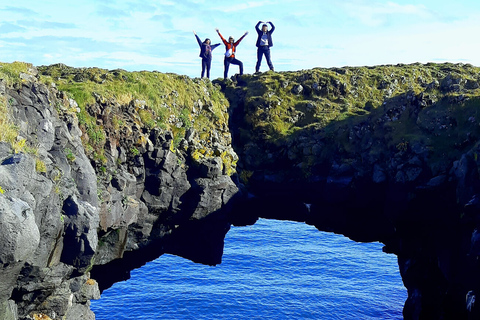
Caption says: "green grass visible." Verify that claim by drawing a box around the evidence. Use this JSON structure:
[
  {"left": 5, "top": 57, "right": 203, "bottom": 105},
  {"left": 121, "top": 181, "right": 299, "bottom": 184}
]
[
  {"left": 37, "top": 64, "right": 231, "bottom": 171},
  {"left": 0, "top": 96, "right": 19, "bottom": 146},
  {"left": 0, "top": 61, "right": 32, "bottom": 86},
  {"left": 3, "top": 61, "right": 480, "bottom": 179},
  {"left": 230, "top": 63, "right": 480, "bottom": 143},
  {"left": 0, "top": 62, "right": 33, "bottom": 147},
  {"left": 65, "top": 148, "right": 76, "bottom": 163},
  {"left": 219, "top": 63, "right": 480, "bottom": 176}
]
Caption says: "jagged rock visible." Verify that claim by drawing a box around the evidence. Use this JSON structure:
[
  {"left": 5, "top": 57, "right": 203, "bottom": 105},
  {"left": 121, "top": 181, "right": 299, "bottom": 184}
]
[
  {"left": 77, "top": 279, "right": 101, "bottom": 302},
  {"left": 197, "top": 157, "right": 223, "bottom": 179},
  {"left": 424, "top": 79, "right": 439, "bottom": 92},
  {"left": 452, "top": 153, "right": 477, "bottom": 206},
  {"left": 466, "top": 79, "right": 480, "bottom": 90},
  {"left": 190, "top": 175, "right": 239, "bottom": 220},
  {"left": 0, "top": 195, "right": 40, "bottom": 318},
  {"left": 142, "top": 150, "right": 190, "bottom": 214},
  {"left": 60, "top": 196, "right": 99, "bottom": 272},
  {"left": 0, "top": 300, "right": 17, "bottom": 320},
  {"left": 405, "top": 166, "right": 422, "bottom": 182},
  {"left": 0, "top": 196, "right": 40, "bottom": 265},
  {"left": 441, "top": 74, "right": 463, "bottom": 92},
  {"left": 3, "top": 62, "right": 480, "bottom": 320},
  {"left": 27, "top": 274, "right": 99, "bottom": 320},
  {"left": 466, "top": 291, "right": 480, "bottom": 318},
  {"left": 292, "top": 84, "right": 303, "bottom": 94},
  {"left": 19, "top": 72, "right": 37, "bottom": 83},
  {"left": 425, "top": 175, "right": 446, "bottom": 188},
  {"left": 64, "top": 303, "right": 96, "bottom": 320}
]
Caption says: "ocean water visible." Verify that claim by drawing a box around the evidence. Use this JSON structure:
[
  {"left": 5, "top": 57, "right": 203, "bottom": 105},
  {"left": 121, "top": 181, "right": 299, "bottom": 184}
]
[{"left": 91, "top": 219, "right": 407, "bottom": 319}]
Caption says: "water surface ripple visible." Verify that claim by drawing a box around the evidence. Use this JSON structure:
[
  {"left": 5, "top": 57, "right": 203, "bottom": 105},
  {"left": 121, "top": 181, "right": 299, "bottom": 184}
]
[{"left": 91, "top": 219, "right": 407, "bottom": 319}]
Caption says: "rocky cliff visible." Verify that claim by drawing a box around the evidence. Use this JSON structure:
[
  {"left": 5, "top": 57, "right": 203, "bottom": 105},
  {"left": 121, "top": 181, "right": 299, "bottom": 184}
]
[{"left": 0, "top": 61, "right": 480, "bottom": 319}]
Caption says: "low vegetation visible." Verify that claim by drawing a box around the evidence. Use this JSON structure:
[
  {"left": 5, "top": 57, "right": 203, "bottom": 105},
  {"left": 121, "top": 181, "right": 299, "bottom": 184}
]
[
  {"left": 223, "top": 63, "right": 480, "bottom": 175},
  {"left": 0, "top": 95, "right": 18, "bottom": 146},
  {"left": 2, "top": 61, "right": 480, "bottom": 180},
  {"left": 0, "top": 61, "right": 31, "bottom": 86},
  {"left": 229, "top": 63, "right": 480, "bottom": 139},
  {"left": 37, "top": 64, "right": 232, "bottom": 169}
]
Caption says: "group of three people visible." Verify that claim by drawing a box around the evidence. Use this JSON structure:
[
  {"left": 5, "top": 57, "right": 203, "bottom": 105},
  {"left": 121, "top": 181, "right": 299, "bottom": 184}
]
[{"left": 194, "top": 21, "right": 275, "bottom": 79}]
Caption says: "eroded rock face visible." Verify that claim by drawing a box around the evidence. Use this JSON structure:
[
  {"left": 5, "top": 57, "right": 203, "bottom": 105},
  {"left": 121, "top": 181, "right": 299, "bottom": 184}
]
[
  {"left": 0, "top": 74, "right": 103, "bottom": 320},
  {"left": 2, "top": 62, "right": 480, "bottom": 320},
  {"left": 222, "top": 65, "right": 480, "bottom": 319},
  {"left": 0, "top": 195, "right": 40, "bottom": 320},
  {"left": 0, "top": 196, "right": 40, "bottom": 266},
  {"left": 0, "top": 67, "right": 242, "bottom": 319}
]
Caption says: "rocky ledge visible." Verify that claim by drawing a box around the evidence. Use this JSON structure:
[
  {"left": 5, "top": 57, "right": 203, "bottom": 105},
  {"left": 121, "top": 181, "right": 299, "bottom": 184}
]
[
  {"left": 0, "top": 63, "right": 240, "bottom": 320},
  {"left": 0, "top": 62, "right": 480, "bottom": 319}
]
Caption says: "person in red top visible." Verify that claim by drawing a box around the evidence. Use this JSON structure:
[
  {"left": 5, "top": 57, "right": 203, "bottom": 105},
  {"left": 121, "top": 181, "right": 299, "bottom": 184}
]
[{"left": 215, "top": 28, "right": 248, "bottom": 79}]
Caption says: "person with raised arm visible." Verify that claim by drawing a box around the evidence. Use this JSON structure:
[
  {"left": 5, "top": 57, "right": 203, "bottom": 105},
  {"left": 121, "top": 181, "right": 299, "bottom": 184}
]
[
  {"left": 255, "top": 21, "right": 275, "bottom": 73},
  {"left": 215, "top": 28, "right": 248, "bottom": 79},
  {"left": 193, "top": 30, "right": 220, "bottom": 79}
]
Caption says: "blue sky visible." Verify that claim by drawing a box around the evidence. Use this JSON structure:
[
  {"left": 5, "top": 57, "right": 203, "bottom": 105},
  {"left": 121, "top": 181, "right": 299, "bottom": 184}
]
[{"left": 1, "top": 0, "right": 480, "bottom": 79}]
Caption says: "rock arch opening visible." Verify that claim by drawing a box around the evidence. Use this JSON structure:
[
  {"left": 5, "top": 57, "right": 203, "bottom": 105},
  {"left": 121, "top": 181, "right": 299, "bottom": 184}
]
[{"left": 91, "top": 219, "right": 406, "bottom": 319}]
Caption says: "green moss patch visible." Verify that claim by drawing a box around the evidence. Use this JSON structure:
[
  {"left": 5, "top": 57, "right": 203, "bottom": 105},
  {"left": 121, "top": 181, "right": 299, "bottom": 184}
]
[
  {"left": 37, "top": 64, "right": 233, "bottom": 172},
  {"left": 222, "top": 63, "right": 480, "bottom": 176}
]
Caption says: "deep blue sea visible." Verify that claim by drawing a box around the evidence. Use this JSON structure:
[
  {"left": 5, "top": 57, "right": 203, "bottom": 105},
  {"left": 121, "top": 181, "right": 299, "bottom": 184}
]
[{"left": 91, "top": 219, "right": 407, "bottom": 319}]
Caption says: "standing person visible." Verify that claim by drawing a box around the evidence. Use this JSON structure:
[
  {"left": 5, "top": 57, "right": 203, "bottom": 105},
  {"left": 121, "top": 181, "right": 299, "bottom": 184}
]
[
  {"left": 215, "top": 28, "right": 248, "bottom": 79},
  {"left": 194, "top": 30, "right": 220, "bottom": 79},
  {"left": 255, "top": 21, "right": 275, "bottom": 73}
]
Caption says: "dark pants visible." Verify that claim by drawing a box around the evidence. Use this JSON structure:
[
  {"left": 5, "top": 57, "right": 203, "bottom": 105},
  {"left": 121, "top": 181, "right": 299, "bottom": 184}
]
[
  {"left": 201, "top": 58, "right": 212, "bottom": 78},
  {"left": 256, "top": 46, "right": 274, "bottom": 72},
  {"left": 224, "top": 57, "right": 243, "bottom": 79}
]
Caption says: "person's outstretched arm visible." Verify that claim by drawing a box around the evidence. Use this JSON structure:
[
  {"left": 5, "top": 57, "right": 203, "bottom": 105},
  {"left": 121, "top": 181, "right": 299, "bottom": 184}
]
[
  {"left": 215, "top": 28, "right": 228, "bottom": 45},
  {"left": 235, "top": 31, "right": 248, "bottom": 46},
  {"left": 211, "top": 43, "right": 221, "bottom": 50},
  {"left": 255, "top": 21, "right": 262, "bottom": 32},
  {"left": 268, "top": 21, "right": 275, "bottom": 33},
  {"left": 193, "top": 30, "right": 202, "bottom": 47}
]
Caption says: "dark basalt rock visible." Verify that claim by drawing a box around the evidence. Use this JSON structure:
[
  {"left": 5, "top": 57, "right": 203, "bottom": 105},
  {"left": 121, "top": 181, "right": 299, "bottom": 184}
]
[
  {"left": 0, "top": 66, "right": 245, "bottom": 319},
  {"left": 2, "top": 63, "right": 480, "bottom": 319}
]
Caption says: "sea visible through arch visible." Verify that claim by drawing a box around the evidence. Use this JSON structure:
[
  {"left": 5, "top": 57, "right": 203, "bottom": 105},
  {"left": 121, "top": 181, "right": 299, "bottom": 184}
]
[{"left": 91, "top": 218, "right": 407, "bottom": 319}]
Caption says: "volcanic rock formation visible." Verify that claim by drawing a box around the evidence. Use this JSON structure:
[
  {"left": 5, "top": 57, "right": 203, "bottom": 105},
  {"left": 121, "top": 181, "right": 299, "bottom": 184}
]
[{"left": 0, "top": 62, "right": 480, "bottom": 319}]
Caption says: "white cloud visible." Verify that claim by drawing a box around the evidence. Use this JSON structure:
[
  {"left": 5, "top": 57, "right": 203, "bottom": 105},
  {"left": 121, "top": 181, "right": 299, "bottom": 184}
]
[
  {"left": 315, "top": 12, "right": 480, "bottom": 68},
  {"left": 341, "top": 1, "right": 432, "bottom": 27},
  {"left": 217, "top": 1, "right": 272, "bottom": 13},
  {"left": 1, "top": 0, "right": 480, "bottom": 77}
]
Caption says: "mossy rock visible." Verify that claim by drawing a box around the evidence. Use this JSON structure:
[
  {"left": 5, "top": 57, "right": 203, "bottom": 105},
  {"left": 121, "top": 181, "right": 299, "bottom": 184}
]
[{"left": 222, "top": 63, "right": 480, "bottom": 177}]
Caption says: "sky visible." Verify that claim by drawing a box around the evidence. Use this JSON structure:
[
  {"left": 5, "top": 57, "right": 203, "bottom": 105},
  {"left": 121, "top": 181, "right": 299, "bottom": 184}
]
[{"left": 1, "top": 0, "right": 480, "bottom": 79}]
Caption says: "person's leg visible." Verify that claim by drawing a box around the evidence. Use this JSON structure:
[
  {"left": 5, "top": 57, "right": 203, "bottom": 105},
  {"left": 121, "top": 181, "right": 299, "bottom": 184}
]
[
  {"left": 230, "top": 58, "right": 243, "bottom": 75},
  {"left": 238, "top": 59, "right": 243, "bottom": 75},
  {"left": 201, "top": 59, "right": 207, "bottom": 78},
  {"left": 265, "top": 48, "right": 274, "bottom": 71},
  {"left": 224, "top": 58, "right": 231, "bottom": 79},
  {"left": 256, "top": 48, "right": 263, "bottom": 72},
  {"left": 206, "top": 59, "right": 212, "bottom": 79}
]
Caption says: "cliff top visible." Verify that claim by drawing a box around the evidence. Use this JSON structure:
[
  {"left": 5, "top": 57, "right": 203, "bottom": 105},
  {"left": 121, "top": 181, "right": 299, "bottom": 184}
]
[{"left": 1, "top": 61, "right": 480, "bottom": 180}]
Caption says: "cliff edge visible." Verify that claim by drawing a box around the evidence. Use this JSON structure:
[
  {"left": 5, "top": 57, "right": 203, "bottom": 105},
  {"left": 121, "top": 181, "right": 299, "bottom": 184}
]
[{"left": 0, "top": 61, "right": 480, "bottom": 319}]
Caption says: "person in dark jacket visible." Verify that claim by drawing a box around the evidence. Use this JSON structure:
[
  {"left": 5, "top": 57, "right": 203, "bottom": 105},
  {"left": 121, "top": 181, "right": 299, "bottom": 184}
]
[
  {"left": 255, "top": 21, "right": 275, "bottom": 73},
  {"left": 216, "top": 28, "right": 248, "bottom": 79},
  {"left": 194, "top": 30, "right": 220, "bottom": 79}
]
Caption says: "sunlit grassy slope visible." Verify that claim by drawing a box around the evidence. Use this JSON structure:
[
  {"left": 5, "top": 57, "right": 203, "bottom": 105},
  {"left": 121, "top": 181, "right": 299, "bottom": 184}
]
[{"left": 2, "top": 61, "right": 480, "bottom": 179}]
